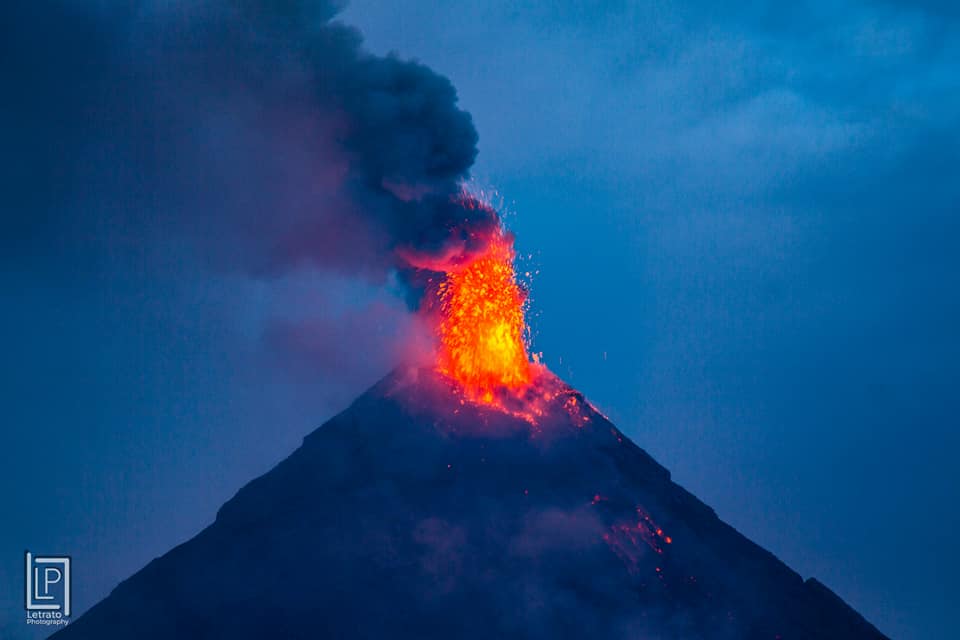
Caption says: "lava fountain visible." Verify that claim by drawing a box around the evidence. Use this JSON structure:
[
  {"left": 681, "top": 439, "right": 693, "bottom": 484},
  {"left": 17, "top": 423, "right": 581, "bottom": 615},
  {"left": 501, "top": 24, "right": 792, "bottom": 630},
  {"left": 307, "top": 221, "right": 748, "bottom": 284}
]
[{"left": 435, "top": 226, "right": 534, "bottom": 404}]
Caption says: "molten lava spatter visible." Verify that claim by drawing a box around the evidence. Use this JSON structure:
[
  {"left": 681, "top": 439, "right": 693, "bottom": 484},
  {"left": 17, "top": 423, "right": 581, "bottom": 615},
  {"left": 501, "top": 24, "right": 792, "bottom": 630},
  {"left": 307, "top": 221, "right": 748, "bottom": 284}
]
[{"left": 436, "top": 228, "right": 533, "bottom": 403}]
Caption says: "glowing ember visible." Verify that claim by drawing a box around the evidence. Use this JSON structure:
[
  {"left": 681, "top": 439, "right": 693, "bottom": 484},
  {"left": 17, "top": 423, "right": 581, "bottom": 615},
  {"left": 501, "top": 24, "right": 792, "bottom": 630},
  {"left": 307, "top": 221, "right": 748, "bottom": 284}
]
[{"left": 436, "top": 227, "right": 532, "bottom": 403}]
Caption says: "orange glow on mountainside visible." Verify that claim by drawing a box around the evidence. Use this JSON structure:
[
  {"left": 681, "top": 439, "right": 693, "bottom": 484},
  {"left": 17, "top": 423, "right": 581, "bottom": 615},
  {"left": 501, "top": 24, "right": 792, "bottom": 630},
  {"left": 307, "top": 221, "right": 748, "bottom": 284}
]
[{"left": 436, "top": 228, "right": 533, "bottom": 403}]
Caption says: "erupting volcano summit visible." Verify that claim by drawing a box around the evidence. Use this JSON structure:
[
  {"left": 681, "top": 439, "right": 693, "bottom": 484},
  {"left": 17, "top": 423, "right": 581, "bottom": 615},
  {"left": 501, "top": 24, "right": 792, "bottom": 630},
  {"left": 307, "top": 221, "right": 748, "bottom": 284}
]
[
  {"left": 435, "top": 227, "right": 533, "bottom": 403},
  {"left": 52, "top": 362, "right": 889, "bottom": 638},
  {"left": 52, "top": 205, "right": 889, "bottom": 640}
]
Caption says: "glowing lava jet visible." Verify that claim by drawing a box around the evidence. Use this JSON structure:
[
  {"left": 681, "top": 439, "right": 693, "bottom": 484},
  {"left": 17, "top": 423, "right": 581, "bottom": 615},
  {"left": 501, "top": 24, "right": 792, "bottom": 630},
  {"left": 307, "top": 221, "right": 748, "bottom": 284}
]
[{"left": 435, "top": 225, "right": 534, "bottom": 404}]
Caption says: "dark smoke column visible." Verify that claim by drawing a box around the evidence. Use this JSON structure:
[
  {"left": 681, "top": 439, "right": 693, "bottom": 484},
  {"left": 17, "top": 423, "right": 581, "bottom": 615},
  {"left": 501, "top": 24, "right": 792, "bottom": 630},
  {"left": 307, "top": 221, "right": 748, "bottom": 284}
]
[{"left": 1, "top": 0, "right": 499, "bottom": 289}]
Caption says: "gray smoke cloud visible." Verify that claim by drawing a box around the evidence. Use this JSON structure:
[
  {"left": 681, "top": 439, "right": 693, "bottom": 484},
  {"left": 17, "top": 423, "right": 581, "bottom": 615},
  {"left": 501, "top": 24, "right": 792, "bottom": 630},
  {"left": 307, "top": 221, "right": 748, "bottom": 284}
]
[{"left": 1, "top": 0, "right": 498, "bottom": 287}]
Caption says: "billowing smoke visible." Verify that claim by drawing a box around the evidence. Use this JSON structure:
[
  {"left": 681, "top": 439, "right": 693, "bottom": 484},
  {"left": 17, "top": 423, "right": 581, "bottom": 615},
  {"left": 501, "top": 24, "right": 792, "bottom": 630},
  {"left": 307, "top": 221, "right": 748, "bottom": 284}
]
[{"left": 2, "top": 0, "right": 498, "bottom": 291}]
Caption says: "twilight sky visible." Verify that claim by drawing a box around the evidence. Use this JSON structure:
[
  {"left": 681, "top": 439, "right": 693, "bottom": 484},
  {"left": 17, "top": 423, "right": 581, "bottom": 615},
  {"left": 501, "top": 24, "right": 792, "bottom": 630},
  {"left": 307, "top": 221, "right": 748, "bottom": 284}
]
[{"left": 2, "top": 1, "right": 958, "bottom": 639}]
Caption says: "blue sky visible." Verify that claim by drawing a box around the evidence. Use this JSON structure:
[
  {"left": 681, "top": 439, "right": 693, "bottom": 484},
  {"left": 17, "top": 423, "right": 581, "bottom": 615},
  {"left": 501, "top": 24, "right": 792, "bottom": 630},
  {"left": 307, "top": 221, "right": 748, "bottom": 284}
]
[{"left": 2, "top": 2, "right": 958, "bottom": 639}]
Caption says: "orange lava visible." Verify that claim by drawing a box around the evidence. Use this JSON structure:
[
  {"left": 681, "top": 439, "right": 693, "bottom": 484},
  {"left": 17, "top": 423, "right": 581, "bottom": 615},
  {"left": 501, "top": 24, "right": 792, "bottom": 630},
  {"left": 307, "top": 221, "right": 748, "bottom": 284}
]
[{"left": 436, "top": 228, "right": 532, "bottom": 403}]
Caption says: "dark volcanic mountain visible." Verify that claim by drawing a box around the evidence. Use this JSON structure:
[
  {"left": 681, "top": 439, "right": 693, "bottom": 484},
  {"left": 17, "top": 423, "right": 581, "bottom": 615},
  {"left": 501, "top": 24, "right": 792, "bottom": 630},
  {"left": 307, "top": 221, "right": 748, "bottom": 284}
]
[{"left": 53, "top": 367, "right": 889, "bottom": 640}]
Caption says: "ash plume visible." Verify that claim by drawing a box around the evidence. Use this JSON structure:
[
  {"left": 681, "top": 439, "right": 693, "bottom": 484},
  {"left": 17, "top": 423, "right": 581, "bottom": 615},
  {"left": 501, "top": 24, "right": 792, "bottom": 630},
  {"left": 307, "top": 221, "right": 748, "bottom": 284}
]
[{"left": 1, "top": 0, "right": 498, "bottom": 290}]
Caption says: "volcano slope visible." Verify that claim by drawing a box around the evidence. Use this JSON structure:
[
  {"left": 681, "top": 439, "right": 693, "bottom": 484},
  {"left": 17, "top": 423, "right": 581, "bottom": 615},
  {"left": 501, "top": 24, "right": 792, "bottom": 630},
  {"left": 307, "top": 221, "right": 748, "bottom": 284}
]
[{"left": 53, "top": 367, "right": 889, "bottom": 640}]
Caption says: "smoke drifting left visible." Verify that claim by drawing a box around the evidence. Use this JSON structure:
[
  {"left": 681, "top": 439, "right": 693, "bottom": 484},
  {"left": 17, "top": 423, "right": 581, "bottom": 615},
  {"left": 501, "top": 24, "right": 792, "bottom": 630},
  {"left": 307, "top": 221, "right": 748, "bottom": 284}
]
[{"left": 2, "top": 0, "right": 498, "bottom": 296}]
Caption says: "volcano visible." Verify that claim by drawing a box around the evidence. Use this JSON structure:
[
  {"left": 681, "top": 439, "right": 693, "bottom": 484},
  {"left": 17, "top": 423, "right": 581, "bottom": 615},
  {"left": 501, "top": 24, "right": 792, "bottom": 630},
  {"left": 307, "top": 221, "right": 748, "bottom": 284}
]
[{"left": 53, "top": 366, "right": 888, "bottom": 640}]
